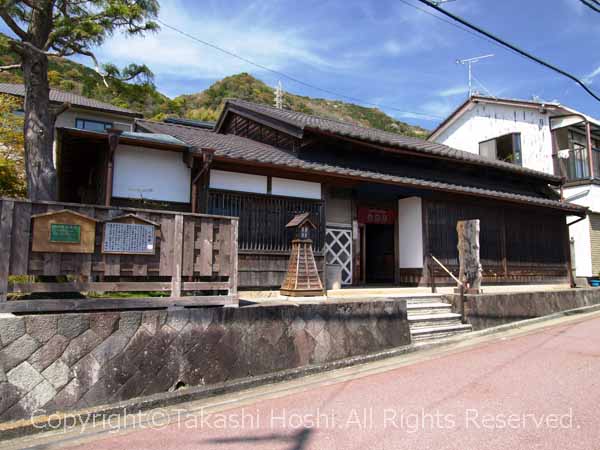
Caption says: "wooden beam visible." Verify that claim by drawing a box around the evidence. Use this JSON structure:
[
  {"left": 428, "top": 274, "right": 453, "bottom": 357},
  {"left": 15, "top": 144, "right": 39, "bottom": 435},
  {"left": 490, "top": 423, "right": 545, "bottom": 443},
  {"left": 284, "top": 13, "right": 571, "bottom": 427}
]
[
  {"left": 171, "top": 214, "right": 184, "bottom": 297},
  {"left": 211, "top": 156, "right": 584, "bottom": 216},
  {"left": 0, "top": 200, "right": 14, "bottom": 301},
  {"left": 0, "top": 296, "right": 236, "bottom": 313},
  {"left": 307, "top": 128, "right": 561, "bottom": 185}
]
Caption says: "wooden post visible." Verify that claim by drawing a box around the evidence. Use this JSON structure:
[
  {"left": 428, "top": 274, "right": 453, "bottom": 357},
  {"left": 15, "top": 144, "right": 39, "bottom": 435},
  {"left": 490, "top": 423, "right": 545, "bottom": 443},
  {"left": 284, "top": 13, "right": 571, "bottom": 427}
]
[
  {"left": 0, "top": 200, "right": 14, "bottom": 301},
  {"left": 459, "top": 283, "right": 467, "bottom": 324},
  {"left": 586, "top": 121, "right": 595, "bottom": 179},
  {"left": 457, "top": 219, "right": 482, "bottom": 293},
  {"left": 229, "top": 218, "right": 239, "bottom": 298},
  {"left": 500, "top": 210, "right": 508, "bottom": 277},
  {"left": 429, "top": 254, "right": 437, "bottom": 293},
  {"left": 105, "top": 129, "right": 122, "bottom": 206},
  {"left": 171, "top": 214, "right": 184, "bottom": 298}
]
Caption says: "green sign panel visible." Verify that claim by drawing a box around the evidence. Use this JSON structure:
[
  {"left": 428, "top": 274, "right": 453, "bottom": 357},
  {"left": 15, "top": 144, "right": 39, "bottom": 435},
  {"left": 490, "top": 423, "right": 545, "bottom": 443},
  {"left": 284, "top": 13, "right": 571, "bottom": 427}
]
[{"left": 50, "top": 223, "right": 81, "bottom": 243}]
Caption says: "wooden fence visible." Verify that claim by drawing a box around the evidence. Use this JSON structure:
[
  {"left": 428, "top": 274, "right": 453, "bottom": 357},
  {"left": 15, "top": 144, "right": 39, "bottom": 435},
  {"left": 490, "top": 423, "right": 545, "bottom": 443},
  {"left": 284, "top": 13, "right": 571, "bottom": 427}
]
[{"left": 0, "top": 198, "right": 238, "bottom": 313}]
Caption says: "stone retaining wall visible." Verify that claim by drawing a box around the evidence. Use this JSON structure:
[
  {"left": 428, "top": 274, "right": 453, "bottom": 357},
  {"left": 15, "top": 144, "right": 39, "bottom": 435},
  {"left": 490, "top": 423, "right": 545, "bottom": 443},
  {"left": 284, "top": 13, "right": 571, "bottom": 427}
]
[
  {"left": 0, "top": 300, "right": 409, "bottom": 423},
  {"left": 446, "top": 288, "right": 600, "bottom": 329}
]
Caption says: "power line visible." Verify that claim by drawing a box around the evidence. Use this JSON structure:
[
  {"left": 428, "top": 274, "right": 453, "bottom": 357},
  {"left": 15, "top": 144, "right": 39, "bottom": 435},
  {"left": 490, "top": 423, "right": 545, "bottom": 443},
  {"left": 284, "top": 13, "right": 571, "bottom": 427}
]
[
  {"left": 416, "top": 0, "right": 600, "bottom": 103},
  {"left": 156, "top": 18, "right": 443, "bottom": 120},
  {"left": 396, "top": 0, "right": 526, "bottom": 60},
  {"left": 580, "top": 0, "right": 600, "bottom": 13}
]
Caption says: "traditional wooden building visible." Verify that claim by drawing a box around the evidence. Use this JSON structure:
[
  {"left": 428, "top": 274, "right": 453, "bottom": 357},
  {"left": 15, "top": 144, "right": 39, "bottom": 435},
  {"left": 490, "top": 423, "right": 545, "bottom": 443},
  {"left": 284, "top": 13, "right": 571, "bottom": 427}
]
[{"left": 56, "top": 99, "right": 586, "bottom": 289}]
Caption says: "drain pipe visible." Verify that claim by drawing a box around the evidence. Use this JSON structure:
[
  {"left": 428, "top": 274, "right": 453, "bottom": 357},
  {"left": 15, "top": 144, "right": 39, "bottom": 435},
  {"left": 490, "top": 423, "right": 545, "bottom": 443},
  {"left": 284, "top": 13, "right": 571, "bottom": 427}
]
[{"left": 567, "top": 215, "right": 587, "bottom": 288}]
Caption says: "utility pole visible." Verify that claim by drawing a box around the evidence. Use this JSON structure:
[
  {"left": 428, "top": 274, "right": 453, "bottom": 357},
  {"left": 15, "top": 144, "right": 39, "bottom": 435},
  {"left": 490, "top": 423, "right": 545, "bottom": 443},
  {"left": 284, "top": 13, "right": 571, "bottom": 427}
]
[
  {"left": 456, "top": 54, "right": 494, "bottom": 97},
  {"left": 274, "top": 81, "right": 284, "bottom": 109}
]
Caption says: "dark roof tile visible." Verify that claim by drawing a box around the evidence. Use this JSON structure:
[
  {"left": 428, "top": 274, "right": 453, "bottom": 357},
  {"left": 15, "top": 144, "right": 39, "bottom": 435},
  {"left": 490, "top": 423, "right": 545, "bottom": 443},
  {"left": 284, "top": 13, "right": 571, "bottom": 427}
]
[
  {"left": 136, "top": 119, "right": 584, "bottom": 214},
  {"left": 0, "top": 83, "right": 142, "bottom": 117},
  {"left": 223, "top": 99, "right": 561, "bottom": 183}
]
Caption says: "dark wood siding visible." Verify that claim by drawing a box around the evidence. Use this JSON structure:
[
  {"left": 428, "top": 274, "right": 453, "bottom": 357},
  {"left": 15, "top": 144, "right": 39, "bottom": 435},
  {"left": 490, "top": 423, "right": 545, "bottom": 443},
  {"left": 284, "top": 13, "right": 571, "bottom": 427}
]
[
  {"left": 223, "top": 113, "right": 301, "bottom": 151},
  {"left": 208, "top": 189, "right": 324, "bottom": 252},
  {"left": 426, "top": 197, "right": 568, "bottom": 283}
]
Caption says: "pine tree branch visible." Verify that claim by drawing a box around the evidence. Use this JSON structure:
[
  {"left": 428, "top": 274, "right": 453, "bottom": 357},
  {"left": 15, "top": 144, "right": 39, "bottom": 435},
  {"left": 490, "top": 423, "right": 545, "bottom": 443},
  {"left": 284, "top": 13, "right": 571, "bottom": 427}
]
[
  {"left": 0, "top": 10, "right": 28, "bottom": 40},
  {"left": 0, "top": 63, "right": 21, "bottom": 71}
]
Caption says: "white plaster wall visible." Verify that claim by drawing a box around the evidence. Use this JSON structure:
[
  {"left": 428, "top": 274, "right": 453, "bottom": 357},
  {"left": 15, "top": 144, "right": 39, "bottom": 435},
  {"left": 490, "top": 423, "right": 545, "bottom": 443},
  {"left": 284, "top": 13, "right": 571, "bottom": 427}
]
[
  {"left": 209, "top": 170, "right": 267, "bottom": 194},
  {"left": 113, "top": 144, "right": 191, "bottom": 202},
  {"left": 55, "top": 108, "right": 134, "bottom": 130},
  {"left": 564, "top": 184, "right": 600, "bottom": 213},
  {"left": 397, "top": 197, "right": 423, "bottom": 268},
  {"left": 569, "top": 216, "right": 592, "bottom": 277},
  {"left": 563, "top": 184, "right": 600, "bottom": 278},
  {"left": 434, "top": 103, "right": 554, "bottom": 174},
  {"left": 272, "top": 177, "right": 321, "bottom": 199}
]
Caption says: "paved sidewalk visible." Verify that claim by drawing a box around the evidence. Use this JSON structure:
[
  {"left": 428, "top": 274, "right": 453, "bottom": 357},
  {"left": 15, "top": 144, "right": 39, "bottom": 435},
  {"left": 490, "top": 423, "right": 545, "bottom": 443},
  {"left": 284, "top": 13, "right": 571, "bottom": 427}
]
[{"left": 6, "top": 310, "right": 600, "bottom": 450}]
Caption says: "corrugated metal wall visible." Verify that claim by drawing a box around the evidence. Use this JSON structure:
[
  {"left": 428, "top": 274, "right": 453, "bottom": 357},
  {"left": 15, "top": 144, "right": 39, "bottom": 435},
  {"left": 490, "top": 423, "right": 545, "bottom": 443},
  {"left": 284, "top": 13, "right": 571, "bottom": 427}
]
[{"left": 589, "top": 213, "right": 600, "bottom": 277}]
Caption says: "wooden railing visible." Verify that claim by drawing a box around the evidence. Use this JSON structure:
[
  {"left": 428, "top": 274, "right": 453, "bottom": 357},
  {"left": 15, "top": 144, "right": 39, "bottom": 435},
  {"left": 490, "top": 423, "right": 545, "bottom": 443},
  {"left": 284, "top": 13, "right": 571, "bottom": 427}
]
[
  {"left": 208, "top": 189, "right": 324, "bottom": 253},
  {"left": 0, "top": 198, "right": 238, "bottom": 313}
]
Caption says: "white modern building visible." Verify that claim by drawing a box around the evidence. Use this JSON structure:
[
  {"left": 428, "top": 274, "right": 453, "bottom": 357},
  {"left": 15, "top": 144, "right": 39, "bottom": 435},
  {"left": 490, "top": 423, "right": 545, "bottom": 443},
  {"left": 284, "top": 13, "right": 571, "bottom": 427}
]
[{"left": 429, "top": 95, "right": 600, "bottom": 279}]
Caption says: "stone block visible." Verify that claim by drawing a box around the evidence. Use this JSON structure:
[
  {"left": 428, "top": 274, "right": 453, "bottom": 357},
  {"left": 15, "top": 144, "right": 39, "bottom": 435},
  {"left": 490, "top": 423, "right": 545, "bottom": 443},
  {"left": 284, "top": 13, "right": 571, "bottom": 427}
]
[
  {"left": 49, "top": 378, "right": 84, "bottom": 411},
  {"left": 42, "top": 360, "right": 71, "bottom": 390},
  {"left": 14, "top": 380, "right": 56, "bottom": 416},
  {"left": 29, "top": 334, "right": 69, "bottom": 371},
  {"left": 7, "top": 361, "right": 44, "bottom": 392},
  {"left": 1, "top": 334, "right": 40, "bottom": 371},
  {"left": 61, "top": 329, "right": 102, "bottom": 367},
  {"left": 165, "top": 309, "right": 190, "bottom": 332},
  {"left": 25, "top": 315, "right": 57, "bottom": 343},
  {"left": 71, "top": 354, "right": 101, "bottom": 394},
  {"left": 0, "top": 316, "right": 25, "bottom": 347},
  {"left": 0, "top": 382, "right": 21, "bottom": 417},
  {"left": 91, "top": 331, "right": 129, "bottom": 366},
  {"left": 89, "top": 313, "right": 119, "bottom": 339},
  {"left": 57, "top": 315, "right": 89, "bottom": 339},
  {"left": 118, "top": 312, "right": 142, "bottom": 337}
]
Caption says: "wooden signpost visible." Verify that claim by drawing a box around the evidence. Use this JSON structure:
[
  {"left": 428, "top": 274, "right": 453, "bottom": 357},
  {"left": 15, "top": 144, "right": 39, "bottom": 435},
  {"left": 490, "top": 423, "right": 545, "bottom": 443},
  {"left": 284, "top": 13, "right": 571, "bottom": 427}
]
[
  {"left": 102, "top": 214, "right": 158, "bottom": 255},
  {"left": 31, "top": 210, "right": 98, "bottom": 253}
]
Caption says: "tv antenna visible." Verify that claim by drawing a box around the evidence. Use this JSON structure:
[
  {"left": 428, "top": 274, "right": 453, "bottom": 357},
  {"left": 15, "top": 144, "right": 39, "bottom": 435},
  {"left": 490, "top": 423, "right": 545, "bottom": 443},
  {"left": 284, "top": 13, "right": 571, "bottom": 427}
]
[{"left": 456, "top": 54, "right": 494, "bottom": 96}]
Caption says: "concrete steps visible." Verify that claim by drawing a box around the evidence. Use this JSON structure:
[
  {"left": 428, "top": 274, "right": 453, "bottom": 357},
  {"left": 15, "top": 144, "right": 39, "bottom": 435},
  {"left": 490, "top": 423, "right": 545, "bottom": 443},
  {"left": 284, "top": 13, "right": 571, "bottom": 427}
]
[{"left": 407, "top": 296, "right": 472, "bottom": 342}]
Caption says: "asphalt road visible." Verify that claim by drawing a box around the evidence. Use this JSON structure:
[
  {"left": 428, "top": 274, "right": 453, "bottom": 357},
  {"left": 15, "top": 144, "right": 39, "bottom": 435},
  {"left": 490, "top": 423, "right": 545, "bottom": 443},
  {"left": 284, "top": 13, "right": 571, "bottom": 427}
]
[{"left": 10, "top": 312, "right": 600, "bottom": 450}]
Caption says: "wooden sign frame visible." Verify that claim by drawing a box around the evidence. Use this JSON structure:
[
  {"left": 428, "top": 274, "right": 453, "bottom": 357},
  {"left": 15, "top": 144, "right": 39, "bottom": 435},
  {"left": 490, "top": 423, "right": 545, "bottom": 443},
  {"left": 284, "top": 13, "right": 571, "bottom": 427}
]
[
  {"left": 101, "top": 214, "right": 159, "bottom": 255},
  {"left": 31, "top": 210, "right": 98, "bottom": 254}
]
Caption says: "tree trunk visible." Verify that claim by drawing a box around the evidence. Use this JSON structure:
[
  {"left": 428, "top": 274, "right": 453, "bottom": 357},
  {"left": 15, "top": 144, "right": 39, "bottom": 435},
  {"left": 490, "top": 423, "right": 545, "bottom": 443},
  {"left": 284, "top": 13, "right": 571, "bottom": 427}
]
[
  {"left": 457, "top": 219, "right": 482, "bottom": 292},
  {"left": 21, "top": 48, "right": 57, "bottom": 201},
  {"left": 19, "top": 1, "right": 57, "bottom": 201}
]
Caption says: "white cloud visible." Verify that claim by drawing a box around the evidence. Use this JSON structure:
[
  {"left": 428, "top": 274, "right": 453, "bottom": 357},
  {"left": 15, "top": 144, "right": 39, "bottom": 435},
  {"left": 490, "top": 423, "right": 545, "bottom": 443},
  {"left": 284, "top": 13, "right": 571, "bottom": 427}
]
[
  {"left": 93, "top": 0, "right": 345, "bottom": 83},
  {"left": 383, "top": 38, "right": 426, "bottom": 56},
  {"left": 438, "top": 85, "right": 469, "bottom": 97},
  {"left": 584, "top": 65, "right": 600, "bottom": 85}
]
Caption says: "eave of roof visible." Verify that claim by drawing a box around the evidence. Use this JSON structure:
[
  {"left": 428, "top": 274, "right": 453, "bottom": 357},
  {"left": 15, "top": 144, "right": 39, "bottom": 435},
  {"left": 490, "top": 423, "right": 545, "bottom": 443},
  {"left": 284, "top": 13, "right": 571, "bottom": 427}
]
[
  {"left": 57, "top": 127, "right": 189, "bottom": 151},
  {"left": 427, "top": 95, "right": 568, "bottom": 141},
  {"left": 0, "top": 83, "right": 142, "bottom": 118},
  {"left": 136, "top": 119, "right": 586, "bottom": 216},
  {"left": 217, "top": 99, "right": 562, "bottom": 185}
]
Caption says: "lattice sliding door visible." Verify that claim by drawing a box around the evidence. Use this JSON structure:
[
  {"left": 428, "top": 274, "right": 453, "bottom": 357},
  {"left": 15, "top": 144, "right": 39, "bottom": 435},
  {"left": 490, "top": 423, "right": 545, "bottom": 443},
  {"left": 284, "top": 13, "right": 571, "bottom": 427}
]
[{"left": 325, "top": 226, "right": 353, "bottom": 285}]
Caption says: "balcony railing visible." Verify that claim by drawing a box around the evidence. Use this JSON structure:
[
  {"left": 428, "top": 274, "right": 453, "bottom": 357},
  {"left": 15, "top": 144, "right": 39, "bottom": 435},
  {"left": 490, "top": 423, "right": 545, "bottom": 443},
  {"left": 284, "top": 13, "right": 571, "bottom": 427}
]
[
  {"left": 593, "top": 148, "right": 600, "bottom": 180},
  {"left": 558, "top": 145, "right": 590, "bottom": 181}
]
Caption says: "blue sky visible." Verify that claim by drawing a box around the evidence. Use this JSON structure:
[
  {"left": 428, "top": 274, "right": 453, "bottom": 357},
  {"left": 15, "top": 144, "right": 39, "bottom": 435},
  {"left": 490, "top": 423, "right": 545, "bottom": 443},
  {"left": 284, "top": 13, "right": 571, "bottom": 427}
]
[{"left": 4, "top": 0, "right": 600, "bottom": 129}]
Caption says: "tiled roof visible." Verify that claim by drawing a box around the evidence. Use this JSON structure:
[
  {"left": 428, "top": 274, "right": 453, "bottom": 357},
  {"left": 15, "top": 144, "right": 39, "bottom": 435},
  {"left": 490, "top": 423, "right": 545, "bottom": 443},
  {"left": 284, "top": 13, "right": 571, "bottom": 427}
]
[
  {"left": 136, "top": 119, "right": 585, "bottom": 214},
  {"left": 220, "top": 99, "right": 561, "bottom": 183},
  {"left": 0, "top": 83, "right": 142, "bottom": 117}
]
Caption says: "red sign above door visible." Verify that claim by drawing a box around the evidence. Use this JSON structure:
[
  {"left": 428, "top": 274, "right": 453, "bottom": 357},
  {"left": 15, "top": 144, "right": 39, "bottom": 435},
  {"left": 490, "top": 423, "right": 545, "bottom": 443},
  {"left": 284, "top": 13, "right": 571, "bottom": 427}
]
[{"left": 357, "top": 207, "right": 396, "bottom": 225}]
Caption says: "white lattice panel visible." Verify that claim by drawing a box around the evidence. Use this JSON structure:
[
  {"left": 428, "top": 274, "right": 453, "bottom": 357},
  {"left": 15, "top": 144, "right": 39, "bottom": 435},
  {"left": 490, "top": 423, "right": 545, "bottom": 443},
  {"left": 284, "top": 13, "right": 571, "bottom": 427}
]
[{"left": 325, "top": 227, "right": 353, "bottom": 285}]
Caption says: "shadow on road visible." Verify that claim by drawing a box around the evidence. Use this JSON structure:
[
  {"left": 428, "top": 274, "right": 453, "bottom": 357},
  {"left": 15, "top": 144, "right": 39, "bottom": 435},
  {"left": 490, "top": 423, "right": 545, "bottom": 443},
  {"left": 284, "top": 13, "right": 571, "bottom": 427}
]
[{"left": 203, "top": 427, "right": 312, "bottom": 450}]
